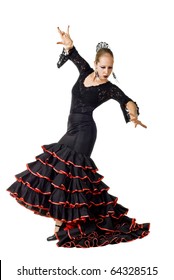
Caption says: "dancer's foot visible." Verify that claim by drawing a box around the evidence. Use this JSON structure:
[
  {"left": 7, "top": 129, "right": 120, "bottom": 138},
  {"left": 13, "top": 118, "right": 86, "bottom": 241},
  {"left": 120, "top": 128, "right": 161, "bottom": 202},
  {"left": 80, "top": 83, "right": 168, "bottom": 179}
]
[
  {"left": 47, "top": 222, "right": 62, "bottom": 241},
  {"left": 47, "top": 234, "right": 57, "bottom": 241}
]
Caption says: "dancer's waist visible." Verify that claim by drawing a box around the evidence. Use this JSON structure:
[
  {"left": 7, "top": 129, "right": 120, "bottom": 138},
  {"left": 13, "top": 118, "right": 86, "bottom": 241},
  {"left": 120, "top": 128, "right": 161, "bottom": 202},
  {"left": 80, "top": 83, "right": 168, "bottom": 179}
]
[{"left": 68, "top": 112, "right": 94, "bottom": 123}]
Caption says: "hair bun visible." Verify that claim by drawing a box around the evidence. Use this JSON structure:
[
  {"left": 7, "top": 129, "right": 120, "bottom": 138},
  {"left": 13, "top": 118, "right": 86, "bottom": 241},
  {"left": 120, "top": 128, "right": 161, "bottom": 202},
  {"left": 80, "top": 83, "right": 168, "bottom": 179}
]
[{"left": 96, "top": 42, "right": 110, "bottom": 53}]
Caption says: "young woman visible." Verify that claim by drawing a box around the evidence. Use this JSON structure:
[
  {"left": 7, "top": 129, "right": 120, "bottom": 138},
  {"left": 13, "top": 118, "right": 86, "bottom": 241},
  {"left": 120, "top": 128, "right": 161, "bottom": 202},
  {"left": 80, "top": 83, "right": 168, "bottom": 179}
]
[{"left": 7, "top": 26, "right": 150, "bottom": 248}]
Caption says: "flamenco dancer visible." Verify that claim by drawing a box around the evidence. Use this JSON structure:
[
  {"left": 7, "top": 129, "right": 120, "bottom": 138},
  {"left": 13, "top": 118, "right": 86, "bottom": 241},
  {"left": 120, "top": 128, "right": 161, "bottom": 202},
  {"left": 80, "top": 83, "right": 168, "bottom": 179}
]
[{"left": 7, "top": 26, "right": 150, "bottom": 248}]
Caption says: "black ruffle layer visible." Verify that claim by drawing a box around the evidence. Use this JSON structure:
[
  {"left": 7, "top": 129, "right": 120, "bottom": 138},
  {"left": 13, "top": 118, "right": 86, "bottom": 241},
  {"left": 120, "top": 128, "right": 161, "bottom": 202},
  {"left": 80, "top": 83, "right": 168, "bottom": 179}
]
[{"left": 7, "top": 143, "right": 150, "bottom": 248}]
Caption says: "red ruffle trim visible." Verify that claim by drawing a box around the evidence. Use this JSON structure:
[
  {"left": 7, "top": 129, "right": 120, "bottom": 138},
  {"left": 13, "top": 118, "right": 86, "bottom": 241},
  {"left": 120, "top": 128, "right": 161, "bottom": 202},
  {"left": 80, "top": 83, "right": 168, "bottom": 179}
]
[
  {"left": 27, "top": 164, "right": 103, "bottom": 184},
  {"left": 15, "top": 174, "right": 109, "bottom": 195},
  {"left": 56, "top": 220, "right": 150, "bottom": 248},
  {"left": 41, "top": 145, "right": 98, "bottom": 173},
  {"left": 8, "top": 189, "right": 118, "bottom": 209}
]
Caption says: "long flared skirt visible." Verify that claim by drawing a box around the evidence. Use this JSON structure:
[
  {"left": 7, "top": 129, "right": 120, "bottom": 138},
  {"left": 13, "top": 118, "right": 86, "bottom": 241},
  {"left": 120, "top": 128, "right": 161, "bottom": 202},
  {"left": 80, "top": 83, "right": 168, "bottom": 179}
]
[{"left": 7, "top": 113, "right": 150, "bottom": 248}]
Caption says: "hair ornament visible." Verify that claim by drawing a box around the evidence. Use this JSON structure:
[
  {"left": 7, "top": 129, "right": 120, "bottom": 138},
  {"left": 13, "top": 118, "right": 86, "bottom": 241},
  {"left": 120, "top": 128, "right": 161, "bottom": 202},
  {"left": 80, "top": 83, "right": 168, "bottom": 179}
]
[{"left": 96, "top": 42, "right": 110, "bottom": 52}]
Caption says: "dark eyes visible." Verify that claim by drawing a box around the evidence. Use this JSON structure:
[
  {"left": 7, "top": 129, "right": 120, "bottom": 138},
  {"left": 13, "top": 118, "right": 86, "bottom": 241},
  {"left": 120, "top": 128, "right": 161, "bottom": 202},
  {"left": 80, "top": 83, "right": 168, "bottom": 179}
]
[{"left": 100, "top": 66, "right": 113, "bottom": 69}]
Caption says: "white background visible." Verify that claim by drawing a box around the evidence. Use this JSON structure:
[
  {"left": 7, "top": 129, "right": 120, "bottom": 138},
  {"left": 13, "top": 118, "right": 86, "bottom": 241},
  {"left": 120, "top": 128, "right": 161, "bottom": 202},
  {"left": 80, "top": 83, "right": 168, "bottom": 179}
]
[{"left": 0, "top": 0, "right": 173, "bottom": 279}]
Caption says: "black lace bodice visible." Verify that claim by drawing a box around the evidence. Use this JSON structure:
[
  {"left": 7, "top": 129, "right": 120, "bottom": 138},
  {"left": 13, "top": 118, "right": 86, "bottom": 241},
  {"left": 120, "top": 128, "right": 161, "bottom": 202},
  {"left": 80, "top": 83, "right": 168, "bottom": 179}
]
[{"left": 57, "top": 47, "right": 139, "bottom": 122}]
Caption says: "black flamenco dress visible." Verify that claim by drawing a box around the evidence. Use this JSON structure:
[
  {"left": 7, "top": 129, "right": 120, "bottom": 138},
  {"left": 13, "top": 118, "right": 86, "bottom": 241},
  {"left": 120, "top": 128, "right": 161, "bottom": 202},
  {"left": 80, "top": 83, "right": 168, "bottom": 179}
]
[{"left": 7, "top": 47, "right": 150, "bottom": 248}]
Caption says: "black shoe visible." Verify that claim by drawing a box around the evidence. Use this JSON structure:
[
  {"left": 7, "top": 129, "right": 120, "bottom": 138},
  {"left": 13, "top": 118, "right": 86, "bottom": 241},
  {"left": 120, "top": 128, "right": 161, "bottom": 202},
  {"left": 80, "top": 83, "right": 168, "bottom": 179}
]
[{"left": 47, "top": 234, "right": 57, "bottom": 241}]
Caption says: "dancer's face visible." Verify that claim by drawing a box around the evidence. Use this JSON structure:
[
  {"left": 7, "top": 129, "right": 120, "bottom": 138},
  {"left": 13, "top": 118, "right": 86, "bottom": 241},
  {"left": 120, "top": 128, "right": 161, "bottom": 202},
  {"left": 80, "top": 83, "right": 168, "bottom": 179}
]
[{"left": 95, "top": 54, "right": 114, "bottom": 81}]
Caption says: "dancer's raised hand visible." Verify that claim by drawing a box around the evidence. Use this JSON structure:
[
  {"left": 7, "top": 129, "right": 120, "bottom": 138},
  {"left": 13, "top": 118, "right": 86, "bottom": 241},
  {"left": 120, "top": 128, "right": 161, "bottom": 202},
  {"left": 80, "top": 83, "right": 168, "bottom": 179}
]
[{"left": 57, "top": 26, "right": 73, "bottom": 50}]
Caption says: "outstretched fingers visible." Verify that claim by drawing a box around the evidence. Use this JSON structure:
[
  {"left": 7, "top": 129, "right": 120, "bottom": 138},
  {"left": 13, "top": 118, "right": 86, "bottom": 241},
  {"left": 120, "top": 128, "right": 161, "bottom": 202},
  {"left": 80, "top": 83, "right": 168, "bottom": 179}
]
[
  {"left": 129, "top": 113, "right": 147, "bottom": 128},
  {"left": 57, "top": 26, "right": 69, "bottom": 36},
  {"left": 56, "top": 27, "right": 64, "bottom": 44},
  {"left": 57, "top": 27, "right": 64, "bottom": 36},
  {"left": 134, "top": 120, "right": 147, "bottom": 129},
  {"left": 56, "top": 26, "right": 70, "bottom": 44},
  {"left": 67, "top": 25, "right": 70, "bottom": 35}
]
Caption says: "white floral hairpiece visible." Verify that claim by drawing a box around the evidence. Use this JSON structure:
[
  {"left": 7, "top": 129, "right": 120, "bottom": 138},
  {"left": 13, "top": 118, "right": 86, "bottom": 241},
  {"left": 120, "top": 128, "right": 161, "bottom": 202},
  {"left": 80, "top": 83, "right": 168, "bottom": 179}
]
[{"left": 96, "top": 42, "right": 110, "bottom": 53}]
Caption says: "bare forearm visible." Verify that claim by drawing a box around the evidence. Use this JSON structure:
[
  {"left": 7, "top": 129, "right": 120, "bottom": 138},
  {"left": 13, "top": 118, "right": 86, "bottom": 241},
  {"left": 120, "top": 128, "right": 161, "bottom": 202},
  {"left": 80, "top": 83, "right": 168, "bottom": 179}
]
[{"left": 126, "top": 101, "right": 138, "bottom": 120}]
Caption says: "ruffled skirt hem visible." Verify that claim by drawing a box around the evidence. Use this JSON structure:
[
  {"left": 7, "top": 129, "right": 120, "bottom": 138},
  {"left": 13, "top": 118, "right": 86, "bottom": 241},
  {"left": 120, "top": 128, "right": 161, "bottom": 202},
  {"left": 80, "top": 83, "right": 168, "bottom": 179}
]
[{"left": 7, "top": 142, "right": 150, "bottom": 248}]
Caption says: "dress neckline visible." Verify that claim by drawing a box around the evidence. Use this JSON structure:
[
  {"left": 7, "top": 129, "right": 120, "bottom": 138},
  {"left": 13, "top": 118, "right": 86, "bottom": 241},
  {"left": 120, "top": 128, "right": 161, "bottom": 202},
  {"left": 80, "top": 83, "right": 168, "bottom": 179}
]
[
  {"left": 83, "top": 80, "right": 110, "bottom": 88},
  {"left": 83, "top": 71, "right": 110, "bottom": 88}
]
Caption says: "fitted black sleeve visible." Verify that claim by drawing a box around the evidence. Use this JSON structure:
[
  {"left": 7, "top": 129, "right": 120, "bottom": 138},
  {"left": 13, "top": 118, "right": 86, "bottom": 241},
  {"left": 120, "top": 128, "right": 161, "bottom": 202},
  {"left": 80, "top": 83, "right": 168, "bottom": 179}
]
[
  {"left": 57, "top": 46, "right": 92, "bottom": 74},
  {"left": 109, "top": 84, "right": 139, "bottom": 123}
]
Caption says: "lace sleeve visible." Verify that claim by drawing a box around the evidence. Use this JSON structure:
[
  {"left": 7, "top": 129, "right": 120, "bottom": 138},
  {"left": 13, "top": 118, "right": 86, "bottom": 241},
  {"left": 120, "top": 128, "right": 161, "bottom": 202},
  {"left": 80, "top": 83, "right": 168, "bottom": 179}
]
[
  {"left": 57, "top": 46, "right": 91, "bottom": 74},
  {"left": 109, "top": 84, "right": 139, "bottom": 123}
]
